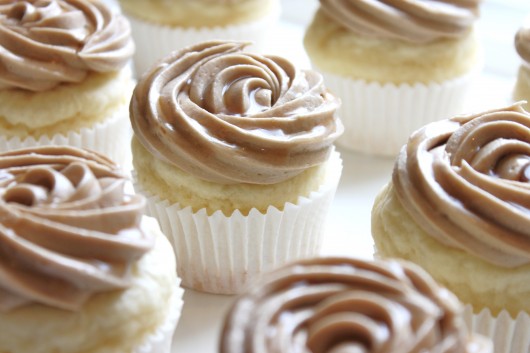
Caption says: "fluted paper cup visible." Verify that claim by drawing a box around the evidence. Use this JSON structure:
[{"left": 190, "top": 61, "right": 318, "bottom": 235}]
[
  {"left": 463, "top": 305, "right": 530, "bottom": 353},
  {"left": 320, "top": 71, "right": 477, "bottom": 157},
  {"left": 133, "top": 151, "right": 342, "bottom": 294},
  {"left": 127, "top": 7, "right": 280, "bottom": 77},
  {"left": 0, "top": 106, "right": 132, "bottom": 170},
  {"left": 134, "top": 281, "right": 184, "bottom": 353}
]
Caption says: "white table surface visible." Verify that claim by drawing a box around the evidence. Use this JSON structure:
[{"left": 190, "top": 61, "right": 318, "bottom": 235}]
[{"left": 169, "top": 18, "right": 517, "bottom": 353}]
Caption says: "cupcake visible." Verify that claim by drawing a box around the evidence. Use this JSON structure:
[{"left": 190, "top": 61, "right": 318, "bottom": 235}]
[
  {"left": 221, "top": 257, "right": 492, "bottom": 353},
  {"left": 130, "top": 40, "right": 343, "bottom": 294},
  {"left": 0, "top": 0, "right": 135, "bottom": 168},
  {"left": 0, "top": 146, "right": 183, "bottom": 353},
  {"left": 118, "top": 0, "right": 280, "bottom": 76},
  {"left": 304, "top": 0, "right": 482, "bottom": 156},
  {"left": 371, "top": 102, "right": 530, "bottom": 353},
  {"left": 514, "top": 22, "right": 530, "bottom": 107}
]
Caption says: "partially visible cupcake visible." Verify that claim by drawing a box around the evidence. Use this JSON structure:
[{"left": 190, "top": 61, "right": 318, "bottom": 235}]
[
  {"left": 304, "top": 0, "right": 482, "bottom": 156},
  {"left": 371, "top": 102, "right": 530, "bottom": 353},
  {"left": 514, "top": 22, "right": 530, "bottom": 107},
  {"left": 221, "top": 257, "right": 492, "bottom": 353},
  {"left": 0, "top": 0, "right": 135, "bottom": 167},
  {"left": 131, "top": 40, "right": 343, "bottom": 294},
  {"left": 118, "top": 0, "right": 280, "bottom": 76},
  {"left": 0, "top": 145, "right": 183, "bottom": 353}
]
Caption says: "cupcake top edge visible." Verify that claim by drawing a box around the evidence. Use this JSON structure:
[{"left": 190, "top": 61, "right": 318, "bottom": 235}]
[
  {"left": 393, "top": 101, "right": 530, "bottom": 268},
  {"left": 130, "top": 40, "right": 343, "bottom": 185},
  {"left": 319, "top": 0, "right": 482, "bottom": 43},
  {"left": 0, "top": 145, "right": 154, "bottom": 312},
  {"left": 220, "top": 256, "right": 492, "bottom": 353},
  {"left": 0, "top": 0, "right": 135, "bottom": 92}
]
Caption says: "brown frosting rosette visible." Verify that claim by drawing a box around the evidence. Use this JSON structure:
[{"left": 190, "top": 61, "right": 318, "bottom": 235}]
[
  {"left": 0, "top": 146, "right": 152, "bottom": 312},
  {"left": 221, "top": 257, "right": 490, "bottom": 353},
  {"left": 0, "top": 0, "right": 134, "bottom": 91},
  {"left": 130, "top": 40, "right": 342, "bottom": 185},
  {"left": 394, "top": 102, "right": 530, "bottom": 268},
  {"left": 319, "top": 0, "right": 481, "bottom": 43}
]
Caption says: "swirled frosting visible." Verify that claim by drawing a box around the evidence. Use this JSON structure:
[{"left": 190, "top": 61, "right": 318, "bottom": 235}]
[
  {"left": 394, "top": 102, "right": 530, "bottom": 268},
  {"left": 221, "top": 257, "right": 490, "bottom": 353},
  {"left": 319, "top": 0, "right": 481, "bottom": 43},
  {"left": 0, "top": 146, "right": 153, "bottom": 312},
  {"left": 0, "top": 0, "right": 134, "bottom": 92},
  {"left": 515, "top": 23, "right": 530, "bottom": 67},
  {"left": 130, "top": 40, "right": 342, "bottom": 185}
]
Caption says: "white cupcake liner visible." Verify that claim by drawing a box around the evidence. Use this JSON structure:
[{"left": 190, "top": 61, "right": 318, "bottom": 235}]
[
  {"left": 134, "top": 281, "right": 184, "bottom": 353},
  {"left": 0, "top": 106, "right": 132, "bottom": 170},
  {"left": 320, "top": 70, "right": 477, "bottom": 156},
  {"left": 133, "top": 151, "right": 342, "bottom": 295},
  {"left": 463, "top": 304, "right": 530, "bottom": 353},
  {"left": 127, "top": 7, "right": 280, "bottom": 77}
]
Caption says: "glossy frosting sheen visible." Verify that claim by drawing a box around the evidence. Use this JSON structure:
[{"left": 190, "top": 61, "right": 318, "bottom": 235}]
[
  {"left": 394, "top": 102, "right": 530, "bottom": 268},
  {"left": 221, "top": 257, "right": 489, "bottom": 353},
  {"left": 515, "top": 23, "right": 530, "bottom": 67},
  {"left": 0, "top": 146, "right": 152, "bottom": 312},
  {"left": 0, "top": 0, "right": 134, "bottom": 91},
  {"left": 130, "top": 41, "right": 342, "bottom": 185},
  {"left": 320, "top": 0, "right": 480, "bottom": 43}
]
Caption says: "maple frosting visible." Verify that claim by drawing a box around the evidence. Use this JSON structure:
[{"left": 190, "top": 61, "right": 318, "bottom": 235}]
[
  {"left": 0, "top": 0, "right": 134, "bottom": 92},
  {"left": 130, "top": 40, "right": 342, "bottom": 185},
  {"left": 394, "top": 102, "right": 530, "bottom": 268},
  {"left": 319, "top": 0, "right": 481, "bottom": 43},
  {"left": 0, "top": 146, "right": 153, "bottom": 312},
  {"left": 221, "top": 257, "right": 490, "bottom": 353},
  {"left": 515, "top": 23, "right": 530, "bottom": 67}
]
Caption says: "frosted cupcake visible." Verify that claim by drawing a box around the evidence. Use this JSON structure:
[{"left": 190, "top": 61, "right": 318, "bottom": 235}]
[
  {"left": 131, "top": 40, "right": 343, "bottom": 294},
  {"left": 0, "top": 146, "right": 183, "bottom": 353},
  {"left": 0, "top": 0, "right": 135, "bottom": 167},
  {"left": 371, "top": 102, "right": 530, "bottom": 353},
  {"left": 118, "top": 0, "right": 280, "bottom": 76},
  {"left": 221, "top": 257, "right": 492, "bottom": 353},
  {"left": 304, "top": 0, "right": 482, "bottom": 156},
  {"left": 514, "top": 22, "right": 530, "bottom": 107}
]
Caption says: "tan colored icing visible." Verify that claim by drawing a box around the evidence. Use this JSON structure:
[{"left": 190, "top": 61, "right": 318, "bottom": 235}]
[
  {"left": 130, "top": 40, "right": 342, "bottom": 185},
  {"left": 0, "top": 0, "right": 134, "bottom": 92},
  {"left": 319, "top": 0, "right": 480, "bottom": 43},
  {"left": 515, "top": 23, "right": 530, "bottom": 67},
  {"left": 394, "top": 102, "right": 530, "bottom": 268},
  {"left": 221, "top": 257, "right": 491, "bottom": 353},
  {"left": 0, "top": 146, "right": 153, "bottom": 312}
]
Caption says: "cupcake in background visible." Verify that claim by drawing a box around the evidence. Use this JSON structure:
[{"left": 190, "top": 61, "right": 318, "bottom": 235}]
[
  {"left": 131, "top": 40, "right": 343, "bottom": 295},
  {"left": 304, "top": 0, "right": 482, "bottom": 156},
  {"left": 118, "top": 0, "right": 280, "bottom": 77},
  {"left": 371, "top": 102, "right": 530, "bottom": 353},
  {"left": 221, "top": 257, "right": 492, "bottom": 353},
  {"left": 0, "top": 0, "right": 135, "bottom": 168},
  {"left": 0, "top": 146, "right": 183, "bottom": 353},
  {"left": 514, "top": 21, "right": 530, "bottom": 107}
]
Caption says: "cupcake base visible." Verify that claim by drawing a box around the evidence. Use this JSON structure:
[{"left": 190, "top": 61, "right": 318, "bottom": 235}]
[{"left": 133, "top": 151, "right": 342, "bottom": 294}]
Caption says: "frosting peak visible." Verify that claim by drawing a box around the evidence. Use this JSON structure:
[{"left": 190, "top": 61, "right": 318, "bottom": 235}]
[
  {"left": 0, "top": 0, "right": 134, "bottom": 91},
  {"left": 130, "top": 40, "right": 342, "bottom": 185},
  {"left": 394, "top": 102, "right": 530, "bottom": 268},
  {"left": 0, "top": 146, "right": 153, "bottom": 312},
  {"left": 515, "top": 23, "right": 530, "bottom": 67},
  {"left": 319, "top": 0, "right": 481, "bottom": 43}
]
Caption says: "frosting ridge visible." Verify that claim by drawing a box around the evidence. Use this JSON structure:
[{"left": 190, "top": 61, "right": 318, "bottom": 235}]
[
  {"left": 0, "top": 146, "right": 153, "bottom": 312},
  {"left": 130, "top": 40, "right": 342, "bottom": 185},
  {"left": 0, "top": 0, "right": 134, "bottom": 91},
  {"left": 394, "top": 102, "right": 530, "bottom": 268}
]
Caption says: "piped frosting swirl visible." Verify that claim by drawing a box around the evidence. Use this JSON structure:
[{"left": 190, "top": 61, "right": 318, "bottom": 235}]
[
  {"left": 319, "top": 0, "right": 481, "bottom": 43},
  {"left": 130, "top": 40, "right": 342, "bottom": 185},
  {"left": 0, "top": 0, "right": 134, "bottom": 91},
  {"left": 0, "top": 146, "right": 152, "bottom": 312},
  {"left": 221, "top": 257, "right": 490, "bottom": 353},
  {"left": 394, "top": 102, "right": 530, "bottom": 268}
]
